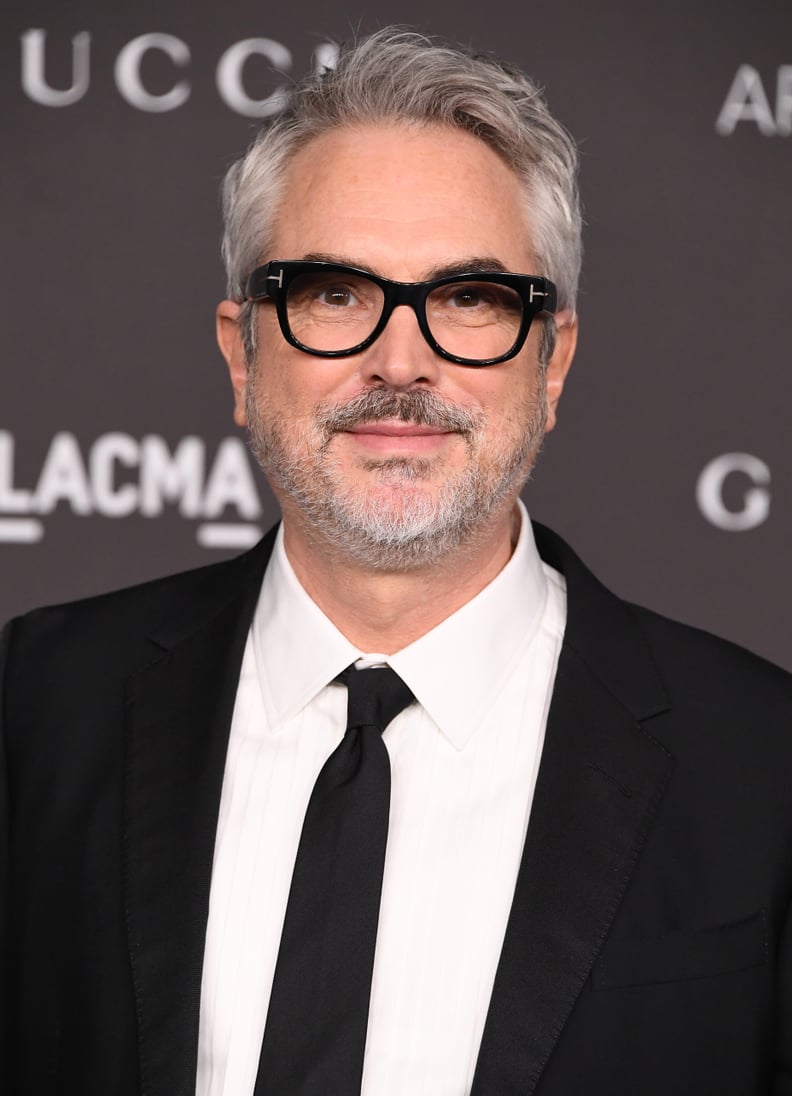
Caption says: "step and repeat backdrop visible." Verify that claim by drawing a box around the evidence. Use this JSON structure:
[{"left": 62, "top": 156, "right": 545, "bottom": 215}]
[{"left": 1, "top": 0, "right": 791, "bottom": 668}]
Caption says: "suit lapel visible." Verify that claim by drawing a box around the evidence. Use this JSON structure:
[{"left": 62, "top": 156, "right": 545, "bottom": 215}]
[
  {"left": 471, "top": 523, "right": 675, "bottom": 1095},
  {"left": 123, "top": 532, "right": 275, "bottom": 1096}
]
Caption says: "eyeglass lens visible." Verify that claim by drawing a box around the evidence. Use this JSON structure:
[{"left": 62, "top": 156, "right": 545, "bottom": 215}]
[{"left": 285, "top": 269, "right": 524, "bottom": 359}]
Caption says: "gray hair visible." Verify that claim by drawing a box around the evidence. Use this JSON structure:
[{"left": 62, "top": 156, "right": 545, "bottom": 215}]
[{"left": 221, "top": 27, "right": 582, "bottom": 363}]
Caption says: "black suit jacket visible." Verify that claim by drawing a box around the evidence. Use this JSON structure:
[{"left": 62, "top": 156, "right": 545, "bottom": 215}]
[{"left": 2, "top": 523, "right": 792, "bottom": 1095}]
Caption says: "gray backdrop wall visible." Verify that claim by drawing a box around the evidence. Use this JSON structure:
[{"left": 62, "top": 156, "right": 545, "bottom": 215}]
[{"left": 2, "top": 0, "right": 791, "bottom": 670}]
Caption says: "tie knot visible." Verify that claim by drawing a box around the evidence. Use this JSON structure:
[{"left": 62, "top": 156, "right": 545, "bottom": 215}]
[{"left": 338, "top": 664, "right": 415, "bottom": 734}]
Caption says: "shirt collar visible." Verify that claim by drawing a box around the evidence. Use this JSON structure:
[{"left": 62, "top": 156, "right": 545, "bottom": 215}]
[
  {"left": 252, "top": 528, "right": 360, "bottom": 728},
  {"left": 252, "top": 500, "right": 548, "bottom": 748},
  {"left": 387, "top": 500, "right": 548, "bottom": 749}
]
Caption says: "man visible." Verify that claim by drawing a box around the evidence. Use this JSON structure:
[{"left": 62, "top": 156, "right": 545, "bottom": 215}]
[{"left": 2, "top": 27, "right": 791, "bottom": 1096}]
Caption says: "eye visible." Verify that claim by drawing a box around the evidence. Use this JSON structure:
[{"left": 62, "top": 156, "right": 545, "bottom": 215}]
[
  {"left": 446, "top": 286, "right": 493, "bottom": 308},
  {"left": 288, "top": 272, "right": 377, "bottom": 311},
  {"left": 430, "top": 282, "right": 517, "bottom": 315},
  {"left": 317, "top": 285, "right": 358, "bottom": 307}
]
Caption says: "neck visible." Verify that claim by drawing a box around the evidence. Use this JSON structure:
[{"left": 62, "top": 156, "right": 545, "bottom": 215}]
[{"left": 280, "top": 506, "right": 521, "bottom": 654}]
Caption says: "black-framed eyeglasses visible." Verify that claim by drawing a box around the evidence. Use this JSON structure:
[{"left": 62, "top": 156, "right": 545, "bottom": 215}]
[{"left": 245, "top": 260, "right": 558, "bottom": 367}]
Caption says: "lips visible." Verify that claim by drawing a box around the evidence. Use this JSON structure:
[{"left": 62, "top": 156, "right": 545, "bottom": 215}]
[
  {"left": 342, "top": 420, "right": 455, "bottom": 452},
  {"left": 346, "top": 421, "right": 452, "bottom": 437}
]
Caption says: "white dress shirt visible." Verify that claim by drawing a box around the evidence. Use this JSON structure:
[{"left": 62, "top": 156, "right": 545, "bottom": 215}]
[{"left": 196, "top": 501, "right": 566, "bottom": 1095}]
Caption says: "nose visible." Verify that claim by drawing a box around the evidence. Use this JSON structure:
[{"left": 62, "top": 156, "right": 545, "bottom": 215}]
[{"left": 358, "top": 302, "right": 443, "bottom": 389}]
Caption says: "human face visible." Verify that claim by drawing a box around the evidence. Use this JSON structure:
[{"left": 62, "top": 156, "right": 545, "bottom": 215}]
[{"left": 219, "top": 123, "right": 576, "bottom": 570}]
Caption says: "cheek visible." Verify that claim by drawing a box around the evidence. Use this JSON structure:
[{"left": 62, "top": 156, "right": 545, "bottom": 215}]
[
  {"left": 463, "top": 371, "right": 538, "bottom": 425},
  {"left": 256, "top": 320, "right": 348, "bottom": 408},
  {"left": 249, "top": 339, "right": 303, "bottom": 407},
  {"left": 250, "top": 360, "right": 341, "bottom": 435}
]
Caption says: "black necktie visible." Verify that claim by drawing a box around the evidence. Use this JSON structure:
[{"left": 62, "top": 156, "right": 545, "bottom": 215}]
[{"left": 254, "top": 664, "right": 415, "bottom": 1095}]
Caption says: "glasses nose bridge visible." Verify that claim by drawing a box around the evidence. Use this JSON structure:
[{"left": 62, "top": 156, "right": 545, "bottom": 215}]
[{"left": 380, "top": 279, "right": 429, "bottom": 334}]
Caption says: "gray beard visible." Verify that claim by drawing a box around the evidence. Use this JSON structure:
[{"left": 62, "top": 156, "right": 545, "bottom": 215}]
[{"left": 247, "top": 384, "right": 547, "bottom": 571}]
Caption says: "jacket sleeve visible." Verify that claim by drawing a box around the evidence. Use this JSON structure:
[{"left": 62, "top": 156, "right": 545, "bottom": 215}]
[
  {"left": 775, "top": 890, "right": 792, "bottom": 1094},
  {"left": 0, "top": 620, "right": 13, "bottom": 1088}
]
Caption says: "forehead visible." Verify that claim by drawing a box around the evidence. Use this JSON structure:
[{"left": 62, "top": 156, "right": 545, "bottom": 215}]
[{"left": 269, "top": 122, "right": 535, "bottom": 276}]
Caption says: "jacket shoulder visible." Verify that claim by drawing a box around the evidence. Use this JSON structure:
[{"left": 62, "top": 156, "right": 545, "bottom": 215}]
[
  {"left": 532, "top": 519, "right": 792, "bottom": 720},
  {"left": 629, "top": 600, "right": 792, "bottom": 707},
  {"left": 2, "top": 528, "right": 276, "bottom": 679}
]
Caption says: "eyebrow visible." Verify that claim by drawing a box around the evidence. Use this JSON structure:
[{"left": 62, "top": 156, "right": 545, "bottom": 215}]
[{"left": 297, "top": 252, "right": 512, "bottom": 280}]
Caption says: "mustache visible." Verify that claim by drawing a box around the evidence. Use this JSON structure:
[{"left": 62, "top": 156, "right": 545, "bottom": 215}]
[{"left": 316, "top": 388, "right": 484, "bottom": 436}]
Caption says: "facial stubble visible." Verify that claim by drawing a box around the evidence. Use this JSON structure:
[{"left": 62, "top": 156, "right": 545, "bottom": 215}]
[{"left": 246, "top": 376, "right": 548, "bottom": 571}]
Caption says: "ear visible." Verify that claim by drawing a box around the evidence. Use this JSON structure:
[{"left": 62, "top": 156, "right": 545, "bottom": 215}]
[
  {"left": 544, "top": 310, "right": 577, "bottom": 433},
  {"left": 216, "top": 300, "right": 250, "bottom": 428}
]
